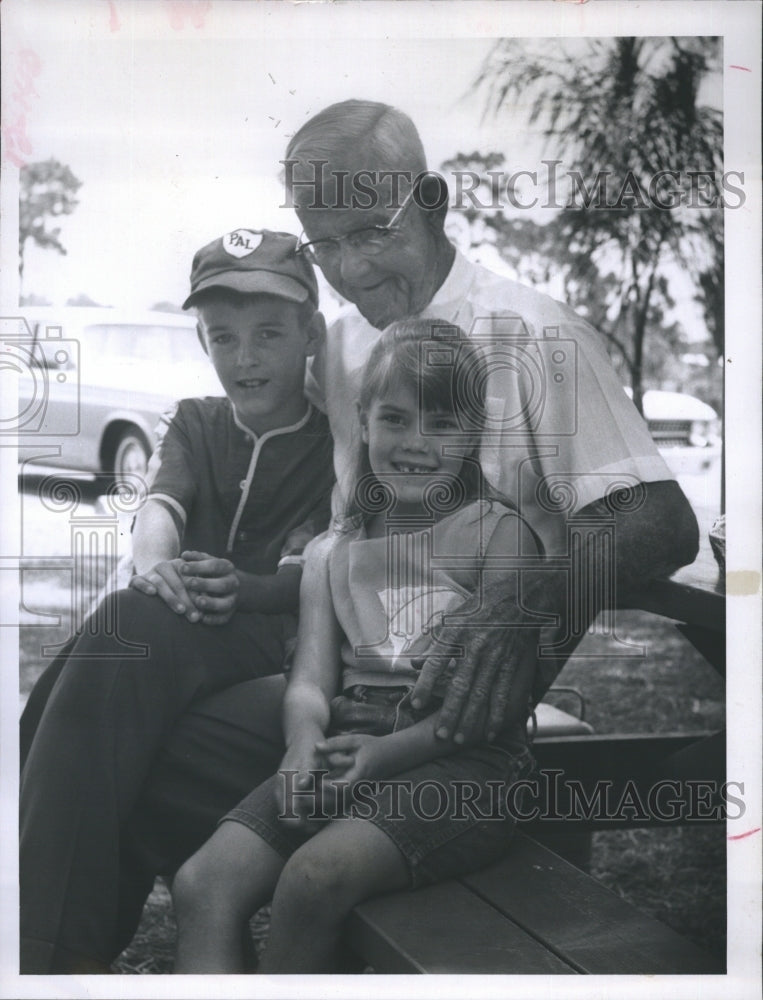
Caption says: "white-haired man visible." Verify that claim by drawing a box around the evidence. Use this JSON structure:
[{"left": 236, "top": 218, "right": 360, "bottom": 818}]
[{"left": 283, "top": 99, "right": 698, "bottom": 740}]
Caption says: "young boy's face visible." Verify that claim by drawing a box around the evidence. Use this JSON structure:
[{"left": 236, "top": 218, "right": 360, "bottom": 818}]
[{"left": 196, "top": 294, "right": 318, "bottom": 435}]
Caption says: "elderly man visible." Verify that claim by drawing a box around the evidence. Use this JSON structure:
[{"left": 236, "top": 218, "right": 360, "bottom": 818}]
[
  {"left": 20, "top": 100, "right": 698, "bottom": 972},
  {"left": 283, "top": 100, "right": 698, "bottom": 740}
]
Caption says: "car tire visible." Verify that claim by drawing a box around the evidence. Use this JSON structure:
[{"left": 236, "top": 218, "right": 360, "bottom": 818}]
[{"left": 112, "top": 429, "right": 151, "bottom": 481}]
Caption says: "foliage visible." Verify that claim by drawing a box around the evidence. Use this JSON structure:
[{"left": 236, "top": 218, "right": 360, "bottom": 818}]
[
  {"left": 66, "top": 292, "right": 106, "bottom": 307},
  {"left": 19, "top": 292, "right": 52, "bottom": 307},
  {"left": 150, "top": 301, "right": 186, "bottom": 314},
  {"left": 19, "top": 158, "right": 82, "bottom": 281},
  {"left": 468, "top": 37, "right": 724, "bottom": 412}
]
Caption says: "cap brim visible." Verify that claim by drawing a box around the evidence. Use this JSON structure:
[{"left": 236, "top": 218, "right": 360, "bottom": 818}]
[{"left": 183, "top": 271, "right": 310, "bottom": 310}]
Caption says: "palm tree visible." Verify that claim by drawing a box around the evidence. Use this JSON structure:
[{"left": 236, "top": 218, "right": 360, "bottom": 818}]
[{"left": 473, "top": 37, "right": 723, "bottom": 413}]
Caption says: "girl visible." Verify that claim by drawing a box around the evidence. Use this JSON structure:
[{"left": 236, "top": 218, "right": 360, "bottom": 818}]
[{"left": 172, "top": 319, "right": 542, "bottom": 973}]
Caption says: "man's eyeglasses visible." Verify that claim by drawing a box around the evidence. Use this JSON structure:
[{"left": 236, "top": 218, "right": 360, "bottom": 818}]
[{"left": 295, "top": 185, "right": 417, "bottom": 266}]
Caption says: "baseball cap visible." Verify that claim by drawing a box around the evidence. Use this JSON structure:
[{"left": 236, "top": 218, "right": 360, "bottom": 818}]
[{"left": 183, "top": 229, "right": 319, "bottom": 309}]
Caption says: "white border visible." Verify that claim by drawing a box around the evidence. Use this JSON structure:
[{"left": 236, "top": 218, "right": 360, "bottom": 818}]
[{"left": 1, "top": 2, "right": 760, "bottom": 998}]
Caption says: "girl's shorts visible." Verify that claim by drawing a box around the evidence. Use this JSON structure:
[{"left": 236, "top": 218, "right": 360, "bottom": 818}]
[{"left": 222, "top": 689, "right": 534, "bottom": 889}]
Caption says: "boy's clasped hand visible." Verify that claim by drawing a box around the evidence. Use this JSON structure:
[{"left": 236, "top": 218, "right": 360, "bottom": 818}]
[{"left": 129, "top": 550, "right": 240, "bottom": 626}]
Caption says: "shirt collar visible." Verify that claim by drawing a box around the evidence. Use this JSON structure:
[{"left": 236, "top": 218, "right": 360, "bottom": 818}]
[
  {"left": 231, "top": 401, "right": 313, "bottom": 442},
  {"left": 420, "top": 249, "right": 475, "bottom": 324}
]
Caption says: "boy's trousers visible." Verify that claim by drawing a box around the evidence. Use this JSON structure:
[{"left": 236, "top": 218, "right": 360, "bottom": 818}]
[{"left": 20, "top": 588, "right": 290, "bottom": 973}]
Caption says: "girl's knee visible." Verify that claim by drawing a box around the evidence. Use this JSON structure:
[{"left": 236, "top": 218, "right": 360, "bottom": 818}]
[
  {"left": 173, "top": 844, "right": 243, "bottom": 919},
  {"left": 172, "top": 852, "right": 216, "bottom": 918},
  {"left": 277, "top": 845, "right": 358, "bottom": 916}
]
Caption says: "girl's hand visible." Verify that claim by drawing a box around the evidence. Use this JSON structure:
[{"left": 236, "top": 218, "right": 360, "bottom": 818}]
[
  {"left": 315, "top": 733, "right": 382, "bottom": 786},
  {"left": 275, "top": 740, "right": 328, "bottom": 831},
  {"left": 180, "top": 551, "right": 239, "bottom": 625}
]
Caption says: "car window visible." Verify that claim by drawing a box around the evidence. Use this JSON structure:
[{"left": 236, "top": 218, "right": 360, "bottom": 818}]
[{"left": 83, "top": 324, "right": 203, "bottom": 367}]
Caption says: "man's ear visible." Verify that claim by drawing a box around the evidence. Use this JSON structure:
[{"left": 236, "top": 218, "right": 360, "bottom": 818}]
[
  {"left": 196, "top": 321, "right": 209, "bottom": 355},
  {"left": 304, "top": 310, "right": 326, "bottom": 357},
  {"left": 358, "top": 403, "right": 369, "bottom": 444}
]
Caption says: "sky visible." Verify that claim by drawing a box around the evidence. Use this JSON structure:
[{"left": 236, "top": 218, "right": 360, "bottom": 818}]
[
  {"left": 2, "top": 0, "right": 725, "bottom": 335},
  {"left": 5, "top": 2, "right": 513, "bottom": 313}
]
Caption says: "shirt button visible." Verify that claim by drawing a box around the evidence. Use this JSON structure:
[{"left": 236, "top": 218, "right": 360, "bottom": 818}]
[{"left": 239, "top": 480, "right": 247, "bottom": 489}]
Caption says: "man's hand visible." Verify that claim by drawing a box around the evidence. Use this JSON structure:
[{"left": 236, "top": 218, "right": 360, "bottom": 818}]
[
  {"left": 129, "top": 558, "right": 202, "bottom": 622},
  {"left": 179, "top": 551, "right": 240, "bottom": 625},
  {"left": 411, "top": 578, "right": 546, "bottom": 745}
]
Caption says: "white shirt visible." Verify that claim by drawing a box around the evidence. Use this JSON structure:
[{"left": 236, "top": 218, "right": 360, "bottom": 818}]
[{"left": 306, "top": 250, "right": 674, "bottom": 555}]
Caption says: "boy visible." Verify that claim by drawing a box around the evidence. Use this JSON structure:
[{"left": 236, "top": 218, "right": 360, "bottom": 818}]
[{"left": 19, "top": 229, "right": 335, "bottom": 973}]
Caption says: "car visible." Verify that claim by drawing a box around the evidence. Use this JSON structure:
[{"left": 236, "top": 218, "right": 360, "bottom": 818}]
[
  {"left": 11, "top": 307, "right": 223, "bottom": 483},
  {"left": 627, "top": 387, "right": 722, "bottom": 476}
]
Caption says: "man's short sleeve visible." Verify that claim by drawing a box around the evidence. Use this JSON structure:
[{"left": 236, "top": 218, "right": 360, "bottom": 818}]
[{"left": 463, "top": 296, "right": 675, "bottom": 555}]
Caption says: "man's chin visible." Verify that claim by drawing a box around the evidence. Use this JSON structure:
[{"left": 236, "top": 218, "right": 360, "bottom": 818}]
[
  {"left": 350, "top": 284, "right": 410, "bottom": 330},
  {"left": 356, "top": 300, "right": 407, "bottom": 330}
]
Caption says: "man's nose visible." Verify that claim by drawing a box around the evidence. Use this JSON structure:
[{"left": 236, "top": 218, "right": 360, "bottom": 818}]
[{"left": 338, "top": 242, "right": 373, "bottom": 282}]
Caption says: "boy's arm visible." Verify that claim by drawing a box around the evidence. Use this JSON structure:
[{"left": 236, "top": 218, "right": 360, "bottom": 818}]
[
  {"left": 236, "top": 565, "right": 301, "bottom": 614},
  {"left": 176, "top": 553, "right": 301, "bottom": 623},
  {"left": 181, "top": 503, "right": 335, "bottom": 622},
  {"left": 130, "top": 499, "right": 200, "bottom": 621},
  {"left": 132, "top": 498, "right": 181, "bottom": 572}
]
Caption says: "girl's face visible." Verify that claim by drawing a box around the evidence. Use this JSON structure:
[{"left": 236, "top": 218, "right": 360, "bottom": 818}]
[{"left": 361, "top": 381, "right": 471, "bottom": 509}]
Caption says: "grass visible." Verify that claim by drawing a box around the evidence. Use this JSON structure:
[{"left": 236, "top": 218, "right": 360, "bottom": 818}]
[{"left": 20, "top": 598, "right": 726, "bottom": 974}]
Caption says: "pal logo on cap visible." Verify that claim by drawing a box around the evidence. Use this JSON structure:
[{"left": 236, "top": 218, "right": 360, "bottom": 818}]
[{"left": 224, "top": 229, "right": 264, "bottom": 259}]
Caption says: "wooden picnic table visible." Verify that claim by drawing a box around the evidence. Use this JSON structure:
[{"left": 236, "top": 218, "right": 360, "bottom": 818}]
[{"left": 344, "top": 529, "right": 727, "bottom": 974}]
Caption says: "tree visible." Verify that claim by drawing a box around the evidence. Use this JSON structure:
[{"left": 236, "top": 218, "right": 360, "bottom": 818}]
[
  {"left": 66, "top": 293, "right": 106, "bottom": 307},
  {"left": 150, "top": 301, "right": 186, "bottom": 314},
  {"left": 19, "top": 158, "right": 82, "bottom": 285},
  {"left": 472, "top": 37, "right": 723, "bottom": 413}
]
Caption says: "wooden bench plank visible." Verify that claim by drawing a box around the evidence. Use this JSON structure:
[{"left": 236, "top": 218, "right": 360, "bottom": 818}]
[
  {"left": 533, "top": 730, "right": 719, "bottom": 778},
  {"left": 461, "top": 834, "right": 724, "bottom": 974},
  {"left": 347, "top": 879, "right": 575, "bottom": 974}
]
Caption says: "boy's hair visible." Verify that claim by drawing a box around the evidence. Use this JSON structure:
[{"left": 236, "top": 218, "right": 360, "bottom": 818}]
[
  {"left": 192, "top": 286, "right": 317, "bottom": 336},
  {"left": 343, "top": 319, "right": 493, "bottom": 528}
]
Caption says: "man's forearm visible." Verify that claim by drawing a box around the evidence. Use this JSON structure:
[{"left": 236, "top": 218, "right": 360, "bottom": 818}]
[
  {"left": 415, "top": 479, "right": 700, "bottom": 740},
  {"left": 596, "top": 478, "right": 699, "bottom": 594},
  {"left": 491, "top": 480, "right": 699, "bottom": 647}
]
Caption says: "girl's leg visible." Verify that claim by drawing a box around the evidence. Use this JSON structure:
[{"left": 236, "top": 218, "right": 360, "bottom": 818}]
[
  {"left": 259, "top": 818, "right": 410, "bottom": 974},
  {"left": 173, "top": 820, "right": 285, "bottom": 973}
]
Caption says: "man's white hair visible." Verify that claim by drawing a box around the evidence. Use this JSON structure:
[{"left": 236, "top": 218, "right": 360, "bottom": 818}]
[{"left": 284, "top": 99, "right": 428, "bottom": 202}]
